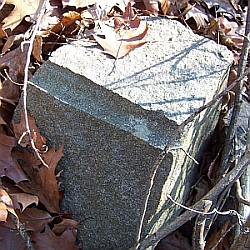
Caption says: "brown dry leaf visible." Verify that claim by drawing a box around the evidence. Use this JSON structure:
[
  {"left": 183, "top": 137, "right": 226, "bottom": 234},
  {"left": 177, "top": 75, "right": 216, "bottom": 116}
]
[
  {"left": 155, "top": 230, "right": 191, "bottom": 250},
  {"left": 52, "top": 218, "right": 79, "bottom": 235},
  {"left": 205, "top": 220, "right": 231, "bottom": 250},
  {"left": 0, "top": 134, "right": 27, "bottom": 183},
  {"left": 0, "top": 23, "right": 7, "bottom": 37},
  {"left": 114, "top": 2, "right": 141, "bottom": 31},
  {"left": 2, "top": 0, "right": 44, "bottom": 31},
  {"left": 0, "top": 202, "right": 8, "bottom": 222},
  {"left": 159, "top": 0, "right": 189, "bottom": 16},
  {"left": 13, "top": 112, "right": 47, "bottom": 150},
  {"left": 0, "top": 45, "right": 28, "bottom": 129},
  {"left": 1, "top": 35, "right": 23, "bottom": 54},
  {"left": 185, "top": 4, "right": 209, "bottom": 29},
  {"left": 30, "top": 225, "right": 79, "bottom": 250},
  {"left": 0, "top": 188, "right": 18, "bottom": 223},
  {"left": 10, "top": 193, "right": 39, "bottom": 212},
  {"left": 0, "top": 212, "right": 17, "bottom": 229},
  {"left": 143, "top": 0, "right": 159, "bottom": 15},
  {"left": 16, "top": 145, "right": 63, "bottom": 214},
  {"left": 32, "top": 35, "right": 44, "bottom": 62},
  {"left": 205, "top": 18, "right": 242, "bottom": 53},
  {"left": 0, "top": 226, "right": 27, "bottom": 250},
  {"left": 159, "top": 0, "right": 171, "bottom": 15},
  {"left": 16, "top": 208, "right": 52, "bottom": 232},
  {"left": 50, "top": 11, "right": 81, "bottom": 35},
  {"left": 218, "top": 16, "right": 244, "bottom": 49},
  {"left": 94, "top": 21, "right": 148, "bottom": 58}
]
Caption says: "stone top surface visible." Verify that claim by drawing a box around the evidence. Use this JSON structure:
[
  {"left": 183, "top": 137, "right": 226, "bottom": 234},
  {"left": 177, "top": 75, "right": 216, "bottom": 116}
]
[{"left": 46, "top": 17, "right": 233, "bottom": 124}]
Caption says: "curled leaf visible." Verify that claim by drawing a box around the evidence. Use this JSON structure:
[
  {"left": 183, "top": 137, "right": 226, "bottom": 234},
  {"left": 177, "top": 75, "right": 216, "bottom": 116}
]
[{"left": 94, "top": 22, "right": 148, "bottom": 59}]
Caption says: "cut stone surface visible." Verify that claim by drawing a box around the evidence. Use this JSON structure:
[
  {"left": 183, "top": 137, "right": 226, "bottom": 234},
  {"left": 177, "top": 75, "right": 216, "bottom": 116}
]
[{"left": 15, "top": 18, "right": 233, "bottom": 249}]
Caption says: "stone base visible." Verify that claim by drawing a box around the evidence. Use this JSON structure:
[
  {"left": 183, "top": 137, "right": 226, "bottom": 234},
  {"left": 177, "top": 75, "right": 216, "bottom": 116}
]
[{"left": 14, "top": 17, "right": 233, "bottom": 249}]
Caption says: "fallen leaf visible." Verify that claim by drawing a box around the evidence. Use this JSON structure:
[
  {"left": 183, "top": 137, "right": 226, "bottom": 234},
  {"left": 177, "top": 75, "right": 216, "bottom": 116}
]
[
  {"left": 1, "top": 34, "right": 23, "bottom": 54},
  {"left": 218, "top": 16, "right": 244, "bottom": 49},
  {"left": 185, "top": 4, "right": 209, "bottom": 29},
  {"left": 15, "top": 145, "right": 63, "bottom": 213},
  {"left": 159, "top": 0, "right": 171, "bottom": 15},
  {"left": 32, "top": 35, "right": 44, "bottom": 62},
  {"left": 0, "top": 202, "right": 8, "bottom": 222},
  {"left": 94, "top": 21, "right": 148, "bottom": 58},
  {"left": 30, "top": 225, "right": 79, "bottom": 250},
  {"left": 159, "top": 0, "right": 189, "bottom": 16},
  {"left": 10, "top": 193, "right": 39, "bottom": 212},
  {"left": 114, "top": 2, "right": 141, "bottom": 31},
  {"left": 13, "top": 112, "right": 47, "bottom": 151},
  {"left": 16, "top": 208, "right": 52, "bottom": 232},
  {"left": 0, "top": 226, "right": 27, "bottom": 250},
  {"left": 0, "top": 45, "right": 28, "bottom": 130},
  {"left": 52, "top": 218, "right": 79, "bottom": 235},
  {"left": 0, "top": 134, "right": 27, "bottom": 183},
  {"left": 0, "top": 188, "right": 18, "bottom": 224},
  {"left": 2, "top": 0, "right": 44, "bottom": 31},
  {"left": 50, "top": 11, "right": 81, "bottom": 35},
  {"left": 205, "top": 220, "right": 231, "bottom": 250},
  {"left": 0, "top": 23, "right": 7, "bottom": 37},
  {"left": 0, "top": 212, "right": 17, "bottom": 229},
  {"left": 0, "top": 188, "right": 12, "bottom": 207},
  {"left": 143, "top": 0, "right": 159, "bottom": 15}
]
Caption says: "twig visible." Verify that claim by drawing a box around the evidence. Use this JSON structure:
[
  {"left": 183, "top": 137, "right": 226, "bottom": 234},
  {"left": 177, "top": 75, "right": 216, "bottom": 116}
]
[
  {"left": 192, "top": 199, "right": 212, "bottom": 250},
  {"left": 134, "top": 66, "right": 250, "bottom": 248},
  {"left": 237, "top": 119, "right": 250, "bottom": 220},
  {"left": 133, "top": 151, "right": 250, "bottom": 250},
  {"left": 167, "top": 195, "right": 242, "bottom": 218},
  {"left": 19, "top": 223, "right": 35, "bottom": 250},
  {"left": 169, "top": 146, "right": 199, "bottom": 164},
  {"left": 9, "top": 212, "right": 35, "bottom": 250},
  {"left": 21, "top": 0, "right": 49, "bottom": 168},
  {"left": 217, "top": 0, "right": 250, "bottom": 182},
  {"left": 236, "top": 179, "right": 250, "bottom": 207},
  {"left": 203, "top": 184, "right": 232, "bottom": 238},
  {"left": 3, "top": 68, "right": 24, "bottom": 86}
]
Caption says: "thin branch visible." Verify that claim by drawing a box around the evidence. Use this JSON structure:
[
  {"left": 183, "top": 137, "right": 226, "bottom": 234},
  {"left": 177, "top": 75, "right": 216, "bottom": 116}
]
[
  {"left": 3, "top": 68, "right": 24, "bottom": 86},
  {"left": 236, "top": 179, "right": 250, "bottom": 207},
  {"left": 217, "top": 0, "right": 250, "bottom": 182},
  {"left": 205, "top": 188, "right": 232, "bottom": 240},
  {"left": 169, "top": 146, "right": 199, "bottom": 164},
  {"left": 21, "top": 0, "right": 49, "bottom": 168},
  {"left": 134, "top": 66, "right": 250, "bottom": 248},
  {"left": 167, "top": 195, "right": 243, "bottom": 219},
  {"left": 192, "top": 199, "right": 212, "bottom": 250},
  {"left": 133, "top": 151, "right": 250, "bottom": 250},
  {"left": 19, "top": 223, "right": 35, "bottom": 250}
]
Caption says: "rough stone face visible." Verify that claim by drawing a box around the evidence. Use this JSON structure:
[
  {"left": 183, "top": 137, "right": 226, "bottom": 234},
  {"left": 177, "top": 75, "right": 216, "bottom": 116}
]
[{"left": 15, "top": 17, "right": 233, "bottom": 249}]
